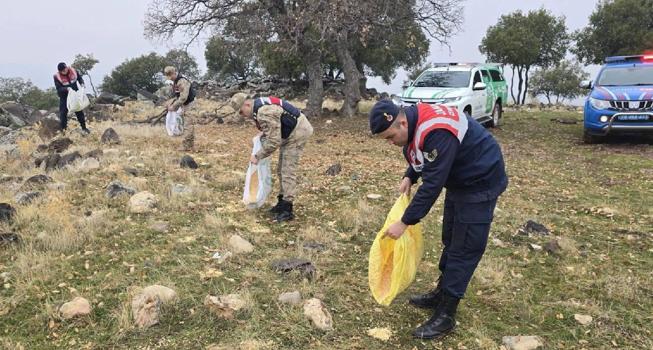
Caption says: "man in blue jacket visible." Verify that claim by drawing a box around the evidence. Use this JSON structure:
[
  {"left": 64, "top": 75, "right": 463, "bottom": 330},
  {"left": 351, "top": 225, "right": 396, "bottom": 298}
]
[{"left": 369, "top": 100, "right": 508, "bottom": 340}]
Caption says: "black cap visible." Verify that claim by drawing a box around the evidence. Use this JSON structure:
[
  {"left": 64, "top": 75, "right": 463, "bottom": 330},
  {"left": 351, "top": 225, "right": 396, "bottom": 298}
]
[
  {"left": 57, "top": 62, "right": 67, "bottom": 72},
  {"left": 369, "top": 99, "right": 400, "bottom": 134}
]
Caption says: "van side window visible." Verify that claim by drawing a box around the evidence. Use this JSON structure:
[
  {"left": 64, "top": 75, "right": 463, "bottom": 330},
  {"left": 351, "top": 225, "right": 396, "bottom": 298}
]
[
  {"left": 473, "top": 71, "right": 482, "bottom": 85},
  {"left": 489, "top": 70, "right": 505, "bottom": 82}
]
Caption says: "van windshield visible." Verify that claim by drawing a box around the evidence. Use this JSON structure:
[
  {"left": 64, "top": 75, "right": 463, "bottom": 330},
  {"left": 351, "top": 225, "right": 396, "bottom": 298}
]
[
  {"left": 413, "top": 71, "right": 471, "bottom": 88},
  {"left": 598, "top": 66, "right": 653, "bottom": 86}
]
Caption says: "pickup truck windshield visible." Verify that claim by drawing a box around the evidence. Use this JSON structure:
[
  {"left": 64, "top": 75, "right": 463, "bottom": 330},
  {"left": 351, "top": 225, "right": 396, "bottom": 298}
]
[
  {"left": 598, "top": 66, "right": 653, "bottom": 86},
  {"left": 413, "top": 71, "right": 471, "bottom": 88}
]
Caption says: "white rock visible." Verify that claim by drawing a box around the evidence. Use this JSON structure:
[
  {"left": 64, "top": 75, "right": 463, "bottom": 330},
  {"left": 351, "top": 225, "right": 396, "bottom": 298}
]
[
  {"left": 303, "top": 298, "right": 333, "bottom": 331},
  {"left": 278, "top": 291, "right": 302, "bottom": 306},
  {"left": 103, "top": 148, "right": 120, "bottom": 157},
  {"left": 141, "top": 285, "right": 178, "bottom": 304},
  {"left": 59, "top": 297, "right": 91, "bottom": 319},
  {"left": 228, "top": 234, "right": 254, "bottom": 254},
  {"left": 171, "top": 183, "right": 193, "bottom": 197},
  {"left": 204, "top": 294, "right": 247, "bottom": 319},
  {"left": 129, "top": 191, "right": 158, "bottom": 213},
  {"left": 366, "top": 193, "right": 382, "bottom": 200},
  {"left": 502, "top": 335, "right": 544, "bottom": 350},
  {"left": 149, "top": 221, "right": 169, "bottom": 232},
  {"left": 574, "top": 314, "right": 593, "bottom": 326},
  {"left": 131, "top": 293, "right": 161, "bottom": 328},
  {"left": 79, "top": 158, "right": 100, "bottom": 172}
]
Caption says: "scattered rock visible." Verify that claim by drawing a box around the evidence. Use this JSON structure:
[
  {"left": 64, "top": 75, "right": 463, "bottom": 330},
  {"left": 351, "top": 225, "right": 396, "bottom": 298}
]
[
  {"left": 528, "top": 243, "right": 543, "bottom": 251},
  {"left": 103, "top": 148, "right": 120, "bottom": 157},
  {"left": 325, "top": 163, "right": 342, "bottom": 176},
  {"left": 550, "top": 118, "right": 578, "bottom": 125},
  {"left": 37, "top": 118, "right": 61, "bottom": 141},
  {"left": 131, "top": 293, "right": 161, "bottom": 328},
  {"left": 367, "top": 193, "right": 382, "bottom": 200},
  {"left": 367, "top": 327, "right": 392, "bottom": 341},
  {"left": 128, "top": 191, "right": 158, "bottom": 213},
  {"left": 100, "top": 128, "right": 121, "bottom": 144},
  {"left": 105, "top": 181, "right": 136, "bottom": 199},
  {"left": 212, "top": 251, "right": 233, "bottom": 264},
  {"left": 34, "top": 153, "right": 61, "bottom": 171},
  {"left": 492, "top": 238, "right": 507, "bottom": 248},
  {"left": 23, "top": 174, "right": 53, "bottom": 189},
  {"left": 337, "top": 186, "right": 352, "bottom": 193},
  {"left": 59, "top": 297, "right": 91, "bottom": 319},
  {"left": 270, "top": 258, "right": 315, "bottom": 279},
  {"left": 58, "top": 151, "right": 82, "bottom": 168},
  {"left": 302, "top": 241, "right": 327, "bottom": 252},
  {"left": 502, "top": 336, "right": 544, "bottom": 350},
  {"left": 544, "top": 237, "right": 577, "bottom": 256},
  {"left": 574, "top": 313, "right": 593, "bottom": 326},
  {"left": 0, "top": 233, "right": 21, "bottom": 246},
  {"left": 180, "top": 155, "right": 199, "bottom": 169},
  {"left": 149, "top": 221, "right": 169, "bottom": 233},
  {"left": 303, "top": 298, "right": 333, "bottom": 331},
  {"left": 79, "top": 158, "right": 100, "bottom": 172},
  {"left": 15, "top": 191, "right": 42, "bottom": 205},
  {"left": 171, "top": 183, "right": 193, "bottom": 197},
  {"left": 84, "top": 149, "right": 103, "bottom": 160},
  {"left": 96, "top": 92, "right": 126, "bottom": 106},
  {"left": 123, "top": 166, "right": 139, "bottom": 176},
  {"left": 140, "top": 285, "right": 178, "bottom": 304},
  {"left": 278, "top": 291, "right": 302, "bottom": 306},
  {"left": 47, "top": 137, "right": 73, "bottom": 153},
  {"left": 0, "top": 203, "right": 16, "bottom": 222},
  {"left": 518, "top": 220, "right": 550, "bottom": 236},
  {"left": 228, "top": 234, "right": 254, "bottom": 254},
  {"left": 204, "top": 294, "right": 247, "bottom": 319}
]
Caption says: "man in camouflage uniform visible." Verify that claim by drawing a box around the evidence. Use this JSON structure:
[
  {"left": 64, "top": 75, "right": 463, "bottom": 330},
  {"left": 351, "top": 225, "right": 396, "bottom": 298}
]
[
  {"left": 164, "top": 66, "right": 196, "bottom": 150},
  {"left": 230, "top": 93, "right": 313, "bottom": 222}
]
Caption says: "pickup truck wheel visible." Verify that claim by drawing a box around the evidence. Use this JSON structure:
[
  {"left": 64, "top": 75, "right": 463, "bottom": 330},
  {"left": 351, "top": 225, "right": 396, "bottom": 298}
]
[{"left": 488, "top": 102, "right": 502, "bottom": 127}]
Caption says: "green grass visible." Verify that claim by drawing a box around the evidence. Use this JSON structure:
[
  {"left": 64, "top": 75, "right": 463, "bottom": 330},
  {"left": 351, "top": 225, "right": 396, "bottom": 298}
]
[{"left": 1, "top": 106, "right": 652, "bottom": 349}]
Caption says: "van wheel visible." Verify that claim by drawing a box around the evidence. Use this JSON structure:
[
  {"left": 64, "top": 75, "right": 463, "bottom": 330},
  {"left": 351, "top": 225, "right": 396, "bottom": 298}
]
[
  {"left": 583, "top": 129, "right": 604, "bottom": 144},
  {"left": 488, "top": 102, "right": 502, "bottom": 127}
]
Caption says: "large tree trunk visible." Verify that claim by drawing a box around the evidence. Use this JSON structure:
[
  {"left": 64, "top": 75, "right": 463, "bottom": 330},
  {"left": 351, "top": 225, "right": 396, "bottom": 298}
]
[
  {"left": 516, "top": 66, "right": 524, "bottom": 105},
  {"left": 303, "top": 46, "right": 323, "bottom": 118},
  {"left": 510, "top": 65, "right": 517, "bottom": 105},
  {"left": 334, "top": 32, "right": 361, "bottom": 117},
  {"left": 521, "top": 66, "right": 531, "bottom": 105}
]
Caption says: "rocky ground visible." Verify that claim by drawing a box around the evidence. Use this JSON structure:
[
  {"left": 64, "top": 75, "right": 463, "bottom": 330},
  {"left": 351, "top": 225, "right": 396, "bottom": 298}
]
[{"left": 0, "top": 99, "right": 651, "bottom": 349}]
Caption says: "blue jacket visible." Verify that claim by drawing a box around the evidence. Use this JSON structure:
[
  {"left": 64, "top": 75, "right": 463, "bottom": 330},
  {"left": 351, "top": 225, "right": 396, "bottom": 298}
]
[{"left": 401, "top": 105, "right": 508, "bottom": 225}]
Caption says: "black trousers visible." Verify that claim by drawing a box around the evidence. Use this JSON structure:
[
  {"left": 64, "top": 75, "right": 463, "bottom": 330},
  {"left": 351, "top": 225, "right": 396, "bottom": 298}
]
[
  {"left": 438, "top": 194, "right": 498, "bottom": 298},
  {"left": 59, "top": 97, "right": 86, "bottom": 130}
]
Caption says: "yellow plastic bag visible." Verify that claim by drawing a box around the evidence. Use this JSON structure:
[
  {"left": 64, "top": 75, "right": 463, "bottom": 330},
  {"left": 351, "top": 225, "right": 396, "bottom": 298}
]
[{"left": 368, "top": 194, "right": 423, "bottom": 306}]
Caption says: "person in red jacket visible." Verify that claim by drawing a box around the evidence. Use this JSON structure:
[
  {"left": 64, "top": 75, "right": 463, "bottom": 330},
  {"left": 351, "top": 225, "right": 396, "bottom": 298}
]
[{"left": 53, "top": 62, "right": 89, "bottom": 134}]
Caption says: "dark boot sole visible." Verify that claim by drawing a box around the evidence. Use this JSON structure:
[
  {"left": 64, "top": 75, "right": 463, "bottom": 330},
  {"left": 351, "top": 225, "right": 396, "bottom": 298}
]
[{"left": 412, "top": 325, "right": 456, "bottom": 340}]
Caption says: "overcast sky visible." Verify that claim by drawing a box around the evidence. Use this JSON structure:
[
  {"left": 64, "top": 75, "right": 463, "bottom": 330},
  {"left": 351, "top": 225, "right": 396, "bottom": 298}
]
[{"left": 0, "top": 0, "right": 600, "bottom": 96}]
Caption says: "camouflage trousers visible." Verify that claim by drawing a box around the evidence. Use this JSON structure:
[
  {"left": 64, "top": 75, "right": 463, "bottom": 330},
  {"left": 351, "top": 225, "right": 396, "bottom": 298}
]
[{"left": 277, "top": 114, "right": 313, "bottom": 202}]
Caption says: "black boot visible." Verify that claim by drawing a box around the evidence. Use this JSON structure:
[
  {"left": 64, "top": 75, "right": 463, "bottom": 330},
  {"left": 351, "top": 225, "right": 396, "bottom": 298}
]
[
  {"left": 274, "top": 200, "right": 294, "bottom": 222},
  {"left": 269, "top": 195, "right": 284, "bottom": 214},
  {"left": 409, "top": 277, "right": 443, "bottom": 309},
  {"left": 413, "top": 293, "right": 460, "bottom": 340}
]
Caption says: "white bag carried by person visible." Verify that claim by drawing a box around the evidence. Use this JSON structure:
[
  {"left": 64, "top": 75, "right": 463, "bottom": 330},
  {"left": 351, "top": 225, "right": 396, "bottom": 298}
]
[
  {"left": 243, "top": 135, "right": 272, "bottom": 209},
  {"left": 165, "top": 108, "right": 185, "bottom": 136},
  {"left": 66, "top": 84, "right": 90, "bottom": 113}
]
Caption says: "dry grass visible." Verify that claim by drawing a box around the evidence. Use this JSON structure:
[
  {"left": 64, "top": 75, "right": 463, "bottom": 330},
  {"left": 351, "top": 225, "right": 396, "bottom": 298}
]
[{"left": 0, "top": 100, "right": 651, "bottom": 349}]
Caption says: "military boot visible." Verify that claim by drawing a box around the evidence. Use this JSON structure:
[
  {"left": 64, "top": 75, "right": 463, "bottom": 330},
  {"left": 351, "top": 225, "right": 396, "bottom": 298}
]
[
  {"left": 409, "top": 277, "right": 443, "bottom": 309},
  {"left": 269, "top": 195, "right": 284, "bottom": 214},
  {"left": 412, "top": 293, "right": 460, "bottom": 340},
  {"left": 274, "top": 200, "right": 294, "bottom": 222}
]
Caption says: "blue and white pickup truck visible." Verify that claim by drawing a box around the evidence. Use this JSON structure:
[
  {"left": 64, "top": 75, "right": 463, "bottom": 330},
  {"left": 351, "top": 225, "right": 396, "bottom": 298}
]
[{"left": 580, "top": 54, "right": 653, "bottom": 143}]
